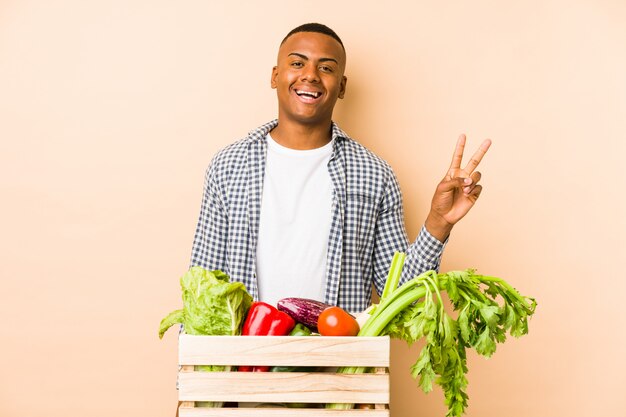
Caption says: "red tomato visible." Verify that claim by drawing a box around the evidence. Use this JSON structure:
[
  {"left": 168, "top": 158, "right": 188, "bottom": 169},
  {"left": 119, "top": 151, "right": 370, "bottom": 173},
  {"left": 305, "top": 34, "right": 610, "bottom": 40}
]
[{"left": 317, "top": 306, "right": 360, "bottom": 336}]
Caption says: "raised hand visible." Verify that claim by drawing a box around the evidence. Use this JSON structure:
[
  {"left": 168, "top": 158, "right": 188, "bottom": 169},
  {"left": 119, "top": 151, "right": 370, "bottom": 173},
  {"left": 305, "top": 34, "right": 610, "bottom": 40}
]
[{"left": 425, "top": 134, "right": 492, "bottom": 242}]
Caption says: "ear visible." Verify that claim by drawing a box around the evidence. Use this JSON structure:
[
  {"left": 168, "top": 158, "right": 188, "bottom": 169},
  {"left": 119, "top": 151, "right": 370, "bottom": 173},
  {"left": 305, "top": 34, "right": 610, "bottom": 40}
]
[
  {"left": 338, "top": 75, "right": 347, "bottom": 99},
  {"left": 270, "top": 66, "right": 278, "bottom": 89}
]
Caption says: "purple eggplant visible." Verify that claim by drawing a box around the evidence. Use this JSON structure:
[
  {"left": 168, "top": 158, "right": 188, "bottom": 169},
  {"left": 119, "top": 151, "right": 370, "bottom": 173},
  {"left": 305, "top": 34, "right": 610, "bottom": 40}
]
[{"left": 276, "top": 298, "right": 332, "bottom": 330}]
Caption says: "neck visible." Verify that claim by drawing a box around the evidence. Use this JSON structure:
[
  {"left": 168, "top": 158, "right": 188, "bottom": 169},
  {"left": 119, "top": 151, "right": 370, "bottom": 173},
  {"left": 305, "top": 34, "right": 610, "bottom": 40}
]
[{"left": 270, "top": 119, "right": 333, "bottom": 150}]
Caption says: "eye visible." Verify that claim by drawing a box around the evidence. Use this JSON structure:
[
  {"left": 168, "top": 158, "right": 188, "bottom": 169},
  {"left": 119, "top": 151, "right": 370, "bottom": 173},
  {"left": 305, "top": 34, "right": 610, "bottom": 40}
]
[
  {"left": 320, "top": 65, "right": 334, "bottom": 73},
  {"left": 291, "top": 61, "right": 304, "bottom": 68}
]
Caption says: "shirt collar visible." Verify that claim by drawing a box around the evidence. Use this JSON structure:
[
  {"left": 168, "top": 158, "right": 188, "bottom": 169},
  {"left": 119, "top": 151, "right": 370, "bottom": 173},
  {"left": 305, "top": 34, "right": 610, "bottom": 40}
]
[{"left": 247, "top": 119, "right": 350, "bottom": 144}]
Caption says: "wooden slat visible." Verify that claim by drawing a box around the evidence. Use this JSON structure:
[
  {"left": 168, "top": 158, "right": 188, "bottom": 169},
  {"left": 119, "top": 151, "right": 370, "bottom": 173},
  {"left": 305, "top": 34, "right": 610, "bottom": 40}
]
[
  {"left": 180, "top": 366, "right": 196, "bottom": 409},
  {"left": 373, "top": 368, "right": 388, "bottom": 410},
  {"left": 179, "top": 335, "right": 390, "bottom": 367},
  {"left": 178, "top": 407, "right": 389, "bottom": 417},
  {"left": 178, "top": 371, "right": 389, "bottom": 404}
]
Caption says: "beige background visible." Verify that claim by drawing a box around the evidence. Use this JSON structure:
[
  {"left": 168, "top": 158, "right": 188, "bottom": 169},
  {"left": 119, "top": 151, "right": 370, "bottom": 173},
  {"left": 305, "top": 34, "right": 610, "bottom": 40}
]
[{"left": 1, "top": 0, "right": 625, "bottom": 416}]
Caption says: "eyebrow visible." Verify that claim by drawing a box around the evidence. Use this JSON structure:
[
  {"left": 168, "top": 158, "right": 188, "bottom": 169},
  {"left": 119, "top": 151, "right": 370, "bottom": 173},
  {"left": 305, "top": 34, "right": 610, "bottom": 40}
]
[{"left": 288, "top": 52, "right": 339, "bottom": 65}]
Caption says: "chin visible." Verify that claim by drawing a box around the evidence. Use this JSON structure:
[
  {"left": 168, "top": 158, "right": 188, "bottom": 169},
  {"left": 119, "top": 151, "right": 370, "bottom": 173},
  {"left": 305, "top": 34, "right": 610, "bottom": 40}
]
[{"left": 290, "top": 110, "right": 332, "bottom": 125}]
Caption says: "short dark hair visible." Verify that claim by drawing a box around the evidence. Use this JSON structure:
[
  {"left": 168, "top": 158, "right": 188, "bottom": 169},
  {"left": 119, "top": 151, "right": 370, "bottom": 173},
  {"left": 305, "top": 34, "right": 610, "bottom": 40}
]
[{"left": 281, "top": 23, "right": 344, "bottom": 50}]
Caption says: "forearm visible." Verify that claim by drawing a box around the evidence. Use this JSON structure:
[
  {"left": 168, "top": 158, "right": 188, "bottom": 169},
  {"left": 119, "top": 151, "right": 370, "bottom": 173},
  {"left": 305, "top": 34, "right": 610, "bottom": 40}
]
[{"left": 424, "top": 210, "right": 454, "bottom": 243}]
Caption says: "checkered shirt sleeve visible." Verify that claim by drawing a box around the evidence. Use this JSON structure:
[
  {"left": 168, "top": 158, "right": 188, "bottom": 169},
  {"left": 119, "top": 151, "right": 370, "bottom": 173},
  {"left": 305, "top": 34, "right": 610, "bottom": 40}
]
[{"left": 189, "top": 153, "right": 229, "bottom": 273}]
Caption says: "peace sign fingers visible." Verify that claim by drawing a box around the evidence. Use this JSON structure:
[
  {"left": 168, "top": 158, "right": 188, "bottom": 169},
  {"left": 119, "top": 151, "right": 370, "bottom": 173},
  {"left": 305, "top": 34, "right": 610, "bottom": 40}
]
[{"left": 448, "top": 134, "right": 491, "bottom": 178}]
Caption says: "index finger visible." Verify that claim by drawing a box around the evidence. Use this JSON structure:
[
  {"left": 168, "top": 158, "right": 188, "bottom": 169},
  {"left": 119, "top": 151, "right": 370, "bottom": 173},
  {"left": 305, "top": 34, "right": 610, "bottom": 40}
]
[
  {"left": 463, "top": 139, "right": 492, "bottom": 173},
  {"left": 449, "top": 134, "right": 467, "bottom": 171}
]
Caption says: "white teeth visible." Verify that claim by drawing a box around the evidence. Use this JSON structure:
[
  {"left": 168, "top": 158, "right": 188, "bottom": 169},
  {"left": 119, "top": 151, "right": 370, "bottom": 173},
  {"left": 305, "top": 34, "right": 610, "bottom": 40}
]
[{"left": 296, "top": 90, "right": 320, "bottom": 98}]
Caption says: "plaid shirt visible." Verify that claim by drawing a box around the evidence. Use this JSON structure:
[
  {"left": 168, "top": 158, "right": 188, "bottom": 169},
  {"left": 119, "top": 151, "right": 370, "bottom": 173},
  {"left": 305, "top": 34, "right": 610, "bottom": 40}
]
[{"left": 190, "top": 120, "right": 445, "bottom": 313}]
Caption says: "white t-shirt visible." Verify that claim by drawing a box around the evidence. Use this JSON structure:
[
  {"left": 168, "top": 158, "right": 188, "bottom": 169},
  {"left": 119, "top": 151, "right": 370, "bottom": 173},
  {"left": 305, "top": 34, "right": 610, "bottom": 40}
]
[{"left": 256, "top": 133, "right": 334, "bottom": 307}]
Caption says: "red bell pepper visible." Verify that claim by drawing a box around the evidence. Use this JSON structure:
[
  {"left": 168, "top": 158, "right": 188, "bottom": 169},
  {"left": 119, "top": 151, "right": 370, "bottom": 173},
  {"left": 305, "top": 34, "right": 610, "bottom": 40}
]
[{"left": 238, "top": 301, "right": 296, "bottom": 372}]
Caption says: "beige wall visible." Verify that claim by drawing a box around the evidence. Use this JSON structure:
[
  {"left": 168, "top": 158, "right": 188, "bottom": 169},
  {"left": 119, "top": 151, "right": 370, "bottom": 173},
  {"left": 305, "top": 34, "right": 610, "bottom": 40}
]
[{"left": 1, "top": 1, "right": 625, "bottom": 416}]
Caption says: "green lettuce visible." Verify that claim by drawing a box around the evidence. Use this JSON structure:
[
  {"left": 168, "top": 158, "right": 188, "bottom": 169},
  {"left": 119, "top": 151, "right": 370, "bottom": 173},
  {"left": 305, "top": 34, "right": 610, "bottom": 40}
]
[
  {"left": 159, "top": 266, "right": 252, "bottom": 339},
  {"left": 159, "top": 266, "right": 253, "bottom": 408}
]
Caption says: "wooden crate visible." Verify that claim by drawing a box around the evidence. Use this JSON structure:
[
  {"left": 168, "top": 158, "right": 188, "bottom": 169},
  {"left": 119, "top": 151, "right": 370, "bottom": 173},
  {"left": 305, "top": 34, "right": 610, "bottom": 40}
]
[{"left": 178, "top": 334, "right": 390, "bottom": 416}]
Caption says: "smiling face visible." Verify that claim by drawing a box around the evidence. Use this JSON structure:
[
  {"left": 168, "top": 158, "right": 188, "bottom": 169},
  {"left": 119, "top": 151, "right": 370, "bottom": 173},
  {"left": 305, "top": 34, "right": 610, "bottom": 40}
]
[{"left": 271, "top": 31, "right": 347, "bottom": 128}]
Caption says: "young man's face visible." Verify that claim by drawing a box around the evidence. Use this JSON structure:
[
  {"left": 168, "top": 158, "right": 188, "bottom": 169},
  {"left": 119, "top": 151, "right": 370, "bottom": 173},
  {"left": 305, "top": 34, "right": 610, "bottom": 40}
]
[{"left": 271, "top": 31, "right": 347, "bottom": 127}]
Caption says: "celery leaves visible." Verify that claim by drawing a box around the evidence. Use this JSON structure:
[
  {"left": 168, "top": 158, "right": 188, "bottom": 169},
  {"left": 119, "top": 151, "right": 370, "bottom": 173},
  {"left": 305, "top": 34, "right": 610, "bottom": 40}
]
[{"left": 327, "top": 253, "right": 537, "bottom": 416}]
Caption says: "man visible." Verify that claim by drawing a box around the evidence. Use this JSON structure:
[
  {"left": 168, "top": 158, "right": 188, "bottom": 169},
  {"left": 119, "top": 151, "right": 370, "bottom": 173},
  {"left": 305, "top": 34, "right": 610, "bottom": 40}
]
[{"left": 189, "top": 23, "right": 490, "bottom": 313}]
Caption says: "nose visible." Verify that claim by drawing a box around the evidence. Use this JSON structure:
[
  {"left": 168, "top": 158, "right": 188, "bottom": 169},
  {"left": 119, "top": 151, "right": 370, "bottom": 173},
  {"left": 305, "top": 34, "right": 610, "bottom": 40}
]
[{"left": 300, "top": 63, "right": 320, "bottom": 82}]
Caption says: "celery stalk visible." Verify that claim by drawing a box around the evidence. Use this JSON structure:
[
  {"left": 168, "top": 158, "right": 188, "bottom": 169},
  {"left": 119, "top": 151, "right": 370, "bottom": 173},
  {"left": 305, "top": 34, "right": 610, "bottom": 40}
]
[{"left": 380, "top": 252, "right": 406, "bottom": 302}]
